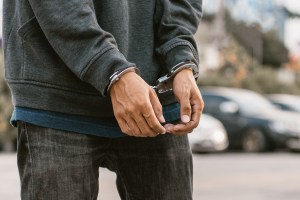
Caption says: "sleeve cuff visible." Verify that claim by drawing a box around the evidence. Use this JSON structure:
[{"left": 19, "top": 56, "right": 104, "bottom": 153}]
[
  {"left": 158, "top": 41, "right": 199, "bottom": 74},
  {"left": 81, "top": 48, "right": 135, "bottom": 96}
]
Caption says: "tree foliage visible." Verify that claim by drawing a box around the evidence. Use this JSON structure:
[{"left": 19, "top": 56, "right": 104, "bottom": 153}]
[
  {"left": 225, "top": 12, "right": 289, "bottom": 68},
  {"left": 262, "top": 30, "right": 289, "bottom": 67}
]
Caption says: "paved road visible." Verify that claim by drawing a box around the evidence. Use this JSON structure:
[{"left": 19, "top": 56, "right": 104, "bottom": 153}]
[{"left": 1, "top": 152, "right": 300, "bottom": 200}]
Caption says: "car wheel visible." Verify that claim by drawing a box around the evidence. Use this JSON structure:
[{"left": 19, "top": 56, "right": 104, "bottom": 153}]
[{"left": 242, "top": 128, "right": 267, "bottom": 152}]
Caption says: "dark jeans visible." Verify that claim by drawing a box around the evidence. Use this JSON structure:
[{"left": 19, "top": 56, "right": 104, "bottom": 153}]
[{"left": 17, "top": 122, "right": 193, "bottom": 200}]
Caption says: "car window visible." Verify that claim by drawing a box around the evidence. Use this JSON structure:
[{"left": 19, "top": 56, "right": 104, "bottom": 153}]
[
  {"left": 231, "top": 93, "right": 275, "bottom": 115},
  {"left": 202, "top": 95, "right": 228, "bottom": 114},
  {"left": 278, "top": 99, "right": 300, "bottom": 112},
  {"left": 271, "top": 102, "right": 291, "bottom": 111}
]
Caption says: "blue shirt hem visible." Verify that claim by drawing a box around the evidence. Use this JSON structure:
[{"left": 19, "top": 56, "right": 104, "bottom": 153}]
[{"left": 11, "top": 103, "right": 181, "bottom": 138}]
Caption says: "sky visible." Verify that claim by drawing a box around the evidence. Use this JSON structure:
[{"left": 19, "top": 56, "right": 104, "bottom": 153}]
[{"left": 282, "top": 0, "right": 300, "bottom": 53}]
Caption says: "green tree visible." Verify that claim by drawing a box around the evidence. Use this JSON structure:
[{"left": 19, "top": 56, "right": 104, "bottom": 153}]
[
  {"left": 225, "top": 12, "right": 289, "bottom": 68},
  {"left": 262, "top": 31, "right": 289, "bottom": 67}
]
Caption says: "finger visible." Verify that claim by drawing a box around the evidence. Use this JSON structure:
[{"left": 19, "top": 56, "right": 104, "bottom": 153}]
[
  {"left": 170, "top": 99, "right": 203, "bottom": 135},
  {"left": 126, "top": 117, "right": 143, "bottom": 137},
  {"left": 189, "top": 98, "right": 203, "bottom": 127},
  {"left": 164, "top": 123, "right": 175, "bottom": 133},
  {"left": 149, "top": 89, "right": 165, "bottom": 123},
  {"left": 174, "top": 122, "right": 195, "bottom": 133},
  {"left": 171, "top": 121, "right": 198, "bottom": 135},
  {"left": 134, "top": 114, "right": 159, "bottom": 137},
  {"left": 178, "top": 89, "right": 192, "bottom": 124},
  {"left": 165, "top": 116, "right": 200, "bottom": 135},
  {"left": 142, "top": 104, "right": 166, "bottom": 134},
  {"left": 116, "top": 117, "right": 133, "bottom": 136}
]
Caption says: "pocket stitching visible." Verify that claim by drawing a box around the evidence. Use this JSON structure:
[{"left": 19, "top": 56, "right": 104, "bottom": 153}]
[{"left": 18, "top": 16, "right": 40, "bottom": 40}]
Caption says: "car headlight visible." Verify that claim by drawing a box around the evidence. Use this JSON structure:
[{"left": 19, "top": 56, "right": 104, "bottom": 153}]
[
  {"left": 269, "top": 121, "right": 287, "bottom": 134},
  {"left": 269, "top": 121, "right": 300, "bottom": 135},
  {"left": 210, "top": 129, "right": 227, "bottom": 143}
]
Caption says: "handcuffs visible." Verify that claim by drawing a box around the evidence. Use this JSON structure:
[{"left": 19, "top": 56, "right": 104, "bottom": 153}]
[
  {"left": 107, "top": 61, "right": 199, "bottom": 94},
  {"left": 106, "top": 66, "right": 140, "bottom": 94},
  {"left": 152, "top": 61, "right": 199, "bottom": 94}
]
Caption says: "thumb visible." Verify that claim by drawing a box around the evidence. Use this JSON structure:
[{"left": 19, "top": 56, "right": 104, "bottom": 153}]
[
  {"left": 149, "top": 89, "right": 165, "bottom": 123},
  {"left": 179, "top": 95, "right": 191, "bottom": 124}
]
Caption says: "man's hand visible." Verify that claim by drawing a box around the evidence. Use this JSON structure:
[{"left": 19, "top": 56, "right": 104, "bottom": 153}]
[
  {"left": 164, "top": 69, "right": 204, "bottom": 135},
  {"left": 110, "top": 72, "right": 166, "bottom": 137}
]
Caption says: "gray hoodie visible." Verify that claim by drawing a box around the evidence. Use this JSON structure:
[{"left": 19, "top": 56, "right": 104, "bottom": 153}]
[{"left": 3, "top": 0, "right": 202, "bottom": 118}]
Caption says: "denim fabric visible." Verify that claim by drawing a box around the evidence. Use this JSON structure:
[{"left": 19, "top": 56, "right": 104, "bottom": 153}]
[{"left": 17, "top": 122, "right": 193, "bottom": 200}]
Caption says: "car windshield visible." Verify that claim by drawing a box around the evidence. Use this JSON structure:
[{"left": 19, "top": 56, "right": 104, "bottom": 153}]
[
  {"left": 229, "top": 92, "right": 275, "bottom": 115},
  {"left": 279, "top": 98, "right": 300, "bottom": 112}
]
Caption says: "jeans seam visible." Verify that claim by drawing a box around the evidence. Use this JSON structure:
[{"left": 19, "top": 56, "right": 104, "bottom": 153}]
[
  {"left": 24, "top": 122, "right": 34, "bottom": 200},
  {"left": 106, "top": 155, "right": 131, "bottom": 200},
  {"left": 115, "top": 168, "right": 132, "bottom": 200}
]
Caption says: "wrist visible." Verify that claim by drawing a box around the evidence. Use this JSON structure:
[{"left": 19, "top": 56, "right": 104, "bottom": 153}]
[
  {"left": 169, "top": 61, "right": 198, "bottom": 79},
  {"left": 107, "top": 66, "right": 140, "bottom": 95},
  {"left": 174, "top": 68, "right": 194, "bottom": 77},
  {"left": 173, "top": 68, "right": 195, "bottom": 83},
  {"left": 152, "top": 61, "right": 198, "bottom": 94}
]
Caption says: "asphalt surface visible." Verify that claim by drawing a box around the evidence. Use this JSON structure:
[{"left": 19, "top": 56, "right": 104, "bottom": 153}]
[{"left": 1, "top": 152, "right": 300, "bottom": 200}]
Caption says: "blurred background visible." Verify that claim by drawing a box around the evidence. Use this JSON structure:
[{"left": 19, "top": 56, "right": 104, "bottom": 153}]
[
  {"left": 190, "top": 0, "right": 300, "bottom": 154},
  {"left": 196, "top": 0, "right": 300, "bottom": 93},
  {"left": 1, "top": 0, "right": 300, "bottom": 199}
]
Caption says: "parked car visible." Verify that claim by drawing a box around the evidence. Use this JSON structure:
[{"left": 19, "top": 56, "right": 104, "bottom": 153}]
[
  {"left": 266, "top": 94, "right": 300, "bottom": 113},
  {"left": 188, "top": 114, "right": 228, "bottom": 153},
  {"left": 201, "top": 87, "right": 300, "bottom": 152}
]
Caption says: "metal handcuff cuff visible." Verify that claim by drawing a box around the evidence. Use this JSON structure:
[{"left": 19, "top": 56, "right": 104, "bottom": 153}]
[
  {"left": 152, "top": 61, "right": 199, "bottom": 94},
  {"left": 107, "top": 61, "right": 198, "bottom": 94},
  {"left": 107, "top": 66, "right": 140, "bottom": 94}
]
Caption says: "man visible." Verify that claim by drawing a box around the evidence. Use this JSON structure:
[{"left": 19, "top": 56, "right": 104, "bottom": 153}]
[{"left": 3, "top": 0, "right": 204, "bottom": 199}]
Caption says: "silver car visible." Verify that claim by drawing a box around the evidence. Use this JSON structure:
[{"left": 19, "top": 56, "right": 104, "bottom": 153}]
[{"left": 188, "top": 114, "right": 228, "bottom": 153}]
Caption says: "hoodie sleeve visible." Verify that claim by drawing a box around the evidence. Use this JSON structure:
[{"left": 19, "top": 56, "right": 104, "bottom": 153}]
[
  {"left": 27, "top": 0, "right": 135, "bottom": 96},
  {"left": 154, "top": 0, "right": 202, "bottom": 73}
]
